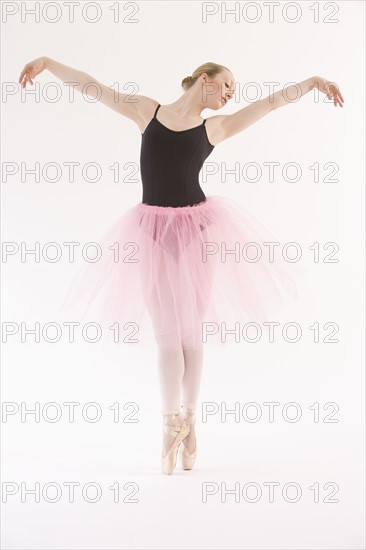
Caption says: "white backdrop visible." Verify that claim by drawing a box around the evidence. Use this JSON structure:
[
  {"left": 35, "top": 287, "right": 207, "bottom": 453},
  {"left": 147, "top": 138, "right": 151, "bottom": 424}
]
[{"left": 1, "top": 1, "right": 364, "bottom": 549}]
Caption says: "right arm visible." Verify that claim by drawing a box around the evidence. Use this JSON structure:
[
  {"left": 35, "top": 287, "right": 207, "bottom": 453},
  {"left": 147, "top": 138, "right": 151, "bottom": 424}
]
[{"left": 18, "top": 56, "right": 156, "bottom": 129}]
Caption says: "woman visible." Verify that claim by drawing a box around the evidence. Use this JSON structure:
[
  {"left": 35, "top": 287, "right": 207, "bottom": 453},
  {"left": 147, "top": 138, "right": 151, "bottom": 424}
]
[{"left": 18, "top": 59, "right": 344, "bottom": 475}]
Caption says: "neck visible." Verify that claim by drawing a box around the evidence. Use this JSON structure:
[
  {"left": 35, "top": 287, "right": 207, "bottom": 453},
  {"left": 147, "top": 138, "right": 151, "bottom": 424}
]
[{"left": 165, "top": 89, "right": 207, "bottom": 118}]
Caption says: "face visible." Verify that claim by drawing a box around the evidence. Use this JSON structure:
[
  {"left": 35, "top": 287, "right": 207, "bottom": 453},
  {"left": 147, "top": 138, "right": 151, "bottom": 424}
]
[{"left": 200, "top": 70, "right": 235, "bottom": 110}]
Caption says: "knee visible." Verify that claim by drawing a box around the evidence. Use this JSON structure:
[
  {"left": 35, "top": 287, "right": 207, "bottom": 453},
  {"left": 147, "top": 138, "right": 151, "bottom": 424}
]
[
  {"left": 154, "top": 330, "right": 183, "bottom": 352},
  {"left": 181, "top": 328, "right": 204, "bottom": 351}
]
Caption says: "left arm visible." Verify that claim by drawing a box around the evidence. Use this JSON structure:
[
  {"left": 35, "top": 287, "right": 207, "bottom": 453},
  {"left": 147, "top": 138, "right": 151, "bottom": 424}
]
[{"left": 209, "top": 75, "right": 344, "bottom": 145}]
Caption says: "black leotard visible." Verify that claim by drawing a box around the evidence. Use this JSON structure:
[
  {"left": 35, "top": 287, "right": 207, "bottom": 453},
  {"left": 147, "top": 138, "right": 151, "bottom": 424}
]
[{"left": 140, "top": 103, "right": 215, "bottom": 207}]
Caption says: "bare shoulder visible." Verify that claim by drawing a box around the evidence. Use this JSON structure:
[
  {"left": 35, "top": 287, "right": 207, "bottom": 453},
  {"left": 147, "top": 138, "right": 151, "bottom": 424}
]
[
  {"left": 204, "top": 114, "right": 231, "bottom": 147},
  {"left": 125, "top": 95, "right": 159, "bottom": 133}
]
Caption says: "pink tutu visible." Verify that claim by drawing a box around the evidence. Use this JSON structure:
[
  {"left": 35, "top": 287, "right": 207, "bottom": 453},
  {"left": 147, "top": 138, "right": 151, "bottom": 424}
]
[{"left": 60, "top": 195, "right": 306, "bottom": 349}]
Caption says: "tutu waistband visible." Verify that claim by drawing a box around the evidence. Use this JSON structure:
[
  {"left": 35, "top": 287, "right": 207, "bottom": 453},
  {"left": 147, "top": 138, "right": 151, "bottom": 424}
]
[{"left": 138, "top": 198, "right": 210, "bottom": 214}]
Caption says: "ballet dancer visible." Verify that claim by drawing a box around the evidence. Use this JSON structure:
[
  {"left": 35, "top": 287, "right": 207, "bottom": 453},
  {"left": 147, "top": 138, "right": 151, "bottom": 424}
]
[{"left": 19, "top": 59, "right": 344, "bottom": 474}]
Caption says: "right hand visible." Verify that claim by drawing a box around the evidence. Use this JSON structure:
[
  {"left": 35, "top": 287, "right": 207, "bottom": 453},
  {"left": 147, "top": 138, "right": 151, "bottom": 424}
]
[{"left": 18, "top": 57, "right": 46, "bottom": 89}]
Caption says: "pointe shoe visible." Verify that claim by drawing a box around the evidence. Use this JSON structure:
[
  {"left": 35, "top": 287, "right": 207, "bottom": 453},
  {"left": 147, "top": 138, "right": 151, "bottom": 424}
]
[
  {"left": 180, "top": 407, "right": 197, "bottom": 470},
  {"left": 161, "top": 413, "right": 190, "bottom": 475}
]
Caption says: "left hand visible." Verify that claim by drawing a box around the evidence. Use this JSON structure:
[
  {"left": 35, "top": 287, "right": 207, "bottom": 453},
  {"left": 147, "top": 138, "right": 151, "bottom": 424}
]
[{"left": 314, "top": 76, "right": 344, "bottom": 108}]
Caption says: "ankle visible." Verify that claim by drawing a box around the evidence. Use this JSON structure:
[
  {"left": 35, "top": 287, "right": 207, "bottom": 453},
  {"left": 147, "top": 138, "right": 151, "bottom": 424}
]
[
  {"left": 162, "top": 411, "right": 183, "bottom": 427},
  {"left": 181, "top": 406, "right": 196, "bottom": 422}
]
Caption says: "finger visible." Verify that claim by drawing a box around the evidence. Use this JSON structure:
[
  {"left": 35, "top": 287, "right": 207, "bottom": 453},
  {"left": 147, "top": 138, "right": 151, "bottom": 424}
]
[
  {"left": 333, "top": 86, "right": 343, "bottom": 105},
  {"left": 18, "top": 68, "right": 26, "bottom": 83},
  {"left": 21, "top": 65, "right": 31, "bottom": 82}
]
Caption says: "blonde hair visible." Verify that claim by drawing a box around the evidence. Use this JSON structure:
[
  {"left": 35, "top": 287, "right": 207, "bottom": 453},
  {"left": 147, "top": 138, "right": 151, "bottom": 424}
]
[{"left": 181, "top": 62, "right": 232, "bottom": 91}]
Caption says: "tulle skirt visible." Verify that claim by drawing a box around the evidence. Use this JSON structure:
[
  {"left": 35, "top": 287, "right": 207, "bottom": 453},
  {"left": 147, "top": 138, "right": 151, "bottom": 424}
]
[{"left": 60, "top": 195, "right": 306, "bottom": 350}]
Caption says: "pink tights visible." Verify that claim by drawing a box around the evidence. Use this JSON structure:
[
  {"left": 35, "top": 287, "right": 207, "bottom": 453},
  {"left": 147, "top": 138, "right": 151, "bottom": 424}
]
[{"left": 156, "top": 339, "right": 204, "bottom": 414}]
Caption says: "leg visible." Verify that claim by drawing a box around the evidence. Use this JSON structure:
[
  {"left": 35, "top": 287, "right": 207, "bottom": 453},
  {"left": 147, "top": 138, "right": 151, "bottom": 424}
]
[
  {"left": 178, "top": 224, "right": 214, "bottom": 456},
  {"left": 181, "top": 338, "right": 204, "bottom": 410},
  {"left": 157, "top": 344, "right": 187, "bottom": 459},
  {"left": 181, "top": 337, "right": 204, "bottom": 454},
  {"left": 145, "top": 252, "right": 184, "bottom": 414},
  {"left": 157, "top": 344, "right": 185, "bottom": 415},
  {"left": 144, "top": 253, "right": 187, "bottom": 458},
  {"left": 179, "top": 223, "right": 212, "bottom": 421}
]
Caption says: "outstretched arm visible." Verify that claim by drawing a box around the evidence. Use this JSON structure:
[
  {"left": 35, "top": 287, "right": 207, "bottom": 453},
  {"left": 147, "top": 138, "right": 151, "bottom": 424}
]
[
  {"left": 210, "top": 75, "right": 344, "bottom": 145},
  {"left": 18, "top": 56, "right": 147, "bottom": 123}
]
